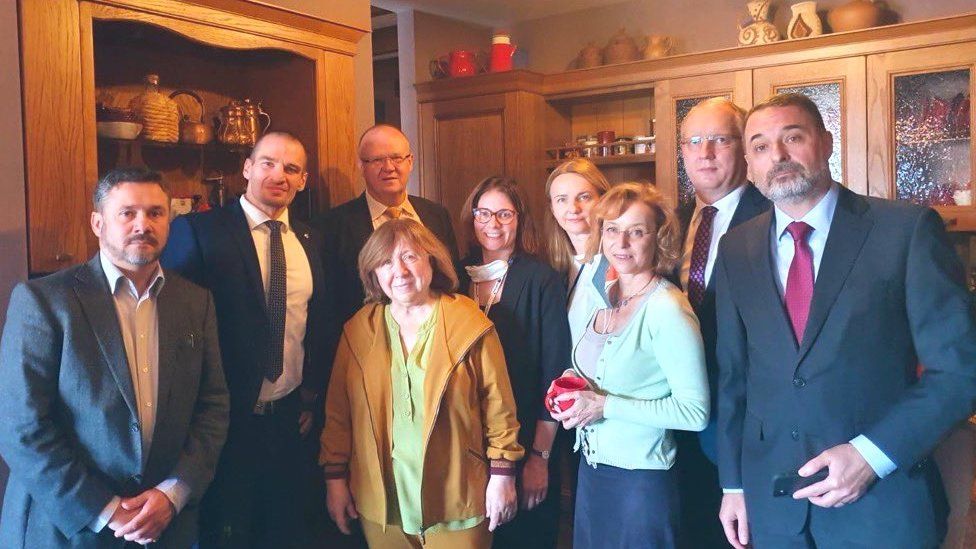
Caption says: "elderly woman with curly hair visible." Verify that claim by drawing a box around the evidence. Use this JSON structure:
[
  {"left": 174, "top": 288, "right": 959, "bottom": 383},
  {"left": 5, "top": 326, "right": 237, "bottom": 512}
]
[
  {"left": 321, "top": 218, "right": 523, "bottom": 548},
  {"left": 549, "top": 183, "right": 710, "bottom": 549}
]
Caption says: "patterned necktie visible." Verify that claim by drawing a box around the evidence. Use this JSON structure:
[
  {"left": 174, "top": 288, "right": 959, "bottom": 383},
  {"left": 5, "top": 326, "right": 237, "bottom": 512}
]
[
  {"left": 687, "top": 205, "right": 718, "bottom": 307},
  {"left": 386, "top": 206, "right": 402, "bottom": 220},
  {"left": 265, "top": 220, "right": 286, "bottom": 382},
  {"left": 784, "top": 221, "right": 814, "bottom": 345}
]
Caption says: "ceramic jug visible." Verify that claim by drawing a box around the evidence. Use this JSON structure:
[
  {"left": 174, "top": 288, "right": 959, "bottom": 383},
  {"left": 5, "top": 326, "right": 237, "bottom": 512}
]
[
  {"left": 787, "top": 2, "right": 823, "bottom": 39},
  {"left": 643, "top": 35, "right": 674, "bottom": 59},
  {"left": 604, "top": 28, "right": 639, "bottom": 65}
]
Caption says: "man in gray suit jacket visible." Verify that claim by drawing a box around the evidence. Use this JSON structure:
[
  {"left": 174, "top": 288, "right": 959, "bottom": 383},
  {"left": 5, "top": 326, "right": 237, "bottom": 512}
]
[
  {"left": 715, "top": 93, "right": 976, "bottom": 548},
  {"left": 0, "top": 167, "right": 229, "bottom": 547}
]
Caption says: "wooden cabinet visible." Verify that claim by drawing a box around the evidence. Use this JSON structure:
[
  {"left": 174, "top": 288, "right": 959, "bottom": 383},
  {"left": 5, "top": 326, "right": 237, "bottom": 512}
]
[
  {"left": 753, "top": 57, "right": 868, "bottom": 195},
  {"left": 19, "top": 0, "right": 364, "bottom": 274},
  {"left": 867, "top": 42, "right": 975, "bottom": 230}
]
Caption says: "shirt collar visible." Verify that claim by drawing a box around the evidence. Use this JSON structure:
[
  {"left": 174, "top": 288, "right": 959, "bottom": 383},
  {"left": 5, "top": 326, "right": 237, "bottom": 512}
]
[
  {"left": 694, "top": 183, "right": 747, "bottom": 219},
  {"left": 99, "top": 250, "right": 165, "bottom": 298},
  {"left": 773, "top": 181, "right": 840, "bottom": 241},
  {"left": 364, "top": 190, "right": 417, "bottom": 223},
  {"left": 240, "top": 195, "right": 291, "bottom": 233}
]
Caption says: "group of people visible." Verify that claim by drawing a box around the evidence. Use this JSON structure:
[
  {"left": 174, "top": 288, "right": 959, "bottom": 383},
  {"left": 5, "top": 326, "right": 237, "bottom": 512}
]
[{"left": 0, "top": 92, "right": 974, "bottom": 549}]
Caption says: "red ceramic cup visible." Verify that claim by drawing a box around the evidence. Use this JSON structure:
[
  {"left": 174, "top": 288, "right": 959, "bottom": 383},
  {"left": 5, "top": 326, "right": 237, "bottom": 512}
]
[{"left": 545, "top": 376, "right": 588, "bottom": 413}]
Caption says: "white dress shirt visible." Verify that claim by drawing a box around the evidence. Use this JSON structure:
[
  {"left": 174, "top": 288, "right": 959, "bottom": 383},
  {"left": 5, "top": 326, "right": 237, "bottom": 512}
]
[
  {"left": 769, "top": 183, "right": 896, "bottom": 479},
  {"left": 92, "top": 253, "right": 188, "bottom": 531},
  {"left": 680, "top": 185, "right": 746, "bottom": 291},
  {"left": 364, "top": 190, "right": 422, "bottom": 229},
  {"left": 239, "top": 196, "right": 314, "bottom": 403}
]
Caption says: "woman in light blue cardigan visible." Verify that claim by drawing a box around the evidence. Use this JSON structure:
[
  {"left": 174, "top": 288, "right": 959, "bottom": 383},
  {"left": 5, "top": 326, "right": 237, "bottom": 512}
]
[{"left": 550, "top": 182, "right": 709, "bottom": 549}]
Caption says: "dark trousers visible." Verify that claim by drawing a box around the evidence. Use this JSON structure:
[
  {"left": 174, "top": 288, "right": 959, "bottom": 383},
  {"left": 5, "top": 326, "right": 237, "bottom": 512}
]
[
  {"left": 491, "top": 456, "right": 561, "bottom": 549},
  {"left": 199, "top": 392, "right": 311, "bottom": 548},
  {"left": 574, "top": 461, "right": 679, "bottom": 549},
  {"left": 674, "top": 430, "right": 728, "bottom": 548}
]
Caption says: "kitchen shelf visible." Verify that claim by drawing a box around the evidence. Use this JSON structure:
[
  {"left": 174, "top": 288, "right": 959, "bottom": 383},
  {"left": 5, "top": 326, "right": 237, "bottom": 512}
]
[
  {"left": 97, "top": 136, "right": 252, "bottom": 155},
  {"left": 546, "top": 152, "right": 655, "bottom": 168}
]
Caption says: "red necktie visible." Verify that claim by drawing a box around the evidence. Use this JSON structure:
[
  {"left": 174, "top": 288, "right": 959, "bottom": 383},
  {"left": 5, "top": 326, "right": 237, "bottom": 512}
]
[
  {"left": 784, "top": 221, "right": 814, "bottom": 344},
  {"left": 687, "top": 206, "right": 718, "bottom": 307}
]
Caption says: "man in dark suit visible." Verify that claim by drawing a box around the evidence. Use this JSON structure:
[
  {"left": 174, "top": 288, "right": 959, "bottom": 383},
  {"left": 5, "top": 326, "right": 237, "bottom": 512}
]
[
  {"left": 0, "top": 167, "right": 229, "bottom": 547},
  {"left": 318, "top": 124, "right": 458, "bottom": 323},
  {"left": 715, "top": 93, "right": 976, "bottom": 548},
  {"left": 673, "top": 97, "right": 770, "bottom": 549},
  {"left": 162, "top": 132, "right": 333, "bottom": 547}
]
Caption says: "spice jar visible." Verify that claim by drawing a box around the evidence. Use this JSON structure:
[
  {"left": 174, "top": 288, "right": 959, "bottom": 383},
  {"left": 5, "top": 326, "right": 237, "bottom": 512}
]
[{"left": 612, "top": 137, "right": 633, "bottom": 155}]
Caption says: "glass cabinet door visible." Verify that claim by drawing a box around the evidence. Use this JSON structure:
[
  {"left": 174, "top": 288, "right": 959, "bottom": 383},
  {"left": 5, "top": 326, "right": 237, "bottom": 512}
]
[
  {"left": 654, "top": 71, "right": 752, "bottom": 209},
  {"left": 868, "top": 43, "right": 975, "bottom": 230},
  {"left": 753, "top": 57, "right": 868, "bottom": 195}
]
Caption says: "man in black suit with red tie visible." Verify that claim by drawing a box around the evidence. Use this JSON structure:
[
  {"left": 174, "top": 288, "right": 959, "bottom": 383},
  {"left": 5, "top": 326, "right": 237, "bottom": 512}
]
[
  {"left": 318, "top": 124, "right": 458, "bottom": 323},
  {"left": 715, "top": 93, "right": 976, "bottom": 548},
  {"left": 162, "top": 131, "right": 334, "bottom": 547},
  {"left": 673, "top": 97, "right": 770, "bottom": 549}
]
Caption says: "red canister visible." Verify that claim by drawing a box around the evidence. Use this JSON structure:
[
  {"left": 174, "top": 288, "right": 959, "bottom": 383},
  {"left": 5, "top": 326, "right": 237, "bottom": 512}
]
[{"left": 489, "top": 33, "right": 516, "bottom": 73}]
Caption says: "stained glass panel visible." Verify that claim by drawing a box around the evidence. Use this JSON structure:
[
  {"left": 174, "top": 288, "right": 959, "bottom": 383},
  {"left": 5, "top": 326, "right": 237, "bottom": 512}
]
[{"left": 778, "top": 82, "right": 843, "bottom": 183}]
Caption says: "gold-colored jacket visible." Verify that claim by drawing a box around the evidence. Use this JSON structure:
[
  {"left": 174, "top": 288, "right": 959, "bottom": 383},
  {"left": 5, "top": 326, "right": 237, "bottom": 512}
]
[{"left": 320, "top": 293, "right": 523, "bottom": 528}]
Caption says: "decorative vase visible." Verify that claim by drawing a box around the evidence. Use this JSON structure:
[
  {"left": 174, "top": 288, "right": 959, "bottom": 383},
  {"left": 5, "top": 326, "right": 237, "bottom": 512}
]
[
  {"left": 738, "top": 0, "right": 781, "bottom": 46},
  {"left": 603, "top": 28, "right": 640, "bottom": 65},
  {"left": 787, "top": 2, "right": 823, "bottom": 39},
  {"left": 577, "top": 42, "right": 603, "bottom": 68},
  {"left": 827, "top": 0, "right": 881, "bottom": 32}
]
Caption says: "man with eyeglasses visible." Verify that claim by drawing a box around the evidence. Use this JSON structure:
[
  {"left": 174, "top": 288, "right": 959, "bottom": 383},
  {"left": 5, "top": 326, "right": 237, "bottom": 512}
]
[
  {"left": 673, "top": 97, "right": 770, "bottom": 549},
  {"left": 319, "top": 123, "right": 458, "bottom": 323},
  {"left": 162, "top": 131, "right": 335, "bottom": 547}
]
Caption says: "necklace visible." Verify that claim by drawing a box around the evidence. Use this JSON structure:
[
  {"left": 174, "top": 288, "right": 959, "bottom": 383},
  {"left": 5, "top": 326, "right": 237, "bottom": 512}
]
[{"left": 602, "top": 277, "right": 655, "bottom": 333}]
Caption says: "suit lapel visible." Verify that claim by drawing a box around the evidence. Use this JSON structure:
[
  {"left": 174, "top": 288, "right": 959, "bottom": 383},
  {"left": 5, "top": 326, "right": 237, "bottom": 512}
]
[
  {"left": 154, "top": 280, "right": 184, "bottom": 434},
  {"left": 73, "top": 257, "right": 138, "bottom": 419},
  {"left": 351, "top": 194, "right": 376, "bottom": 252},
  {"left": 746, "top": 212, "right": 799, "bottom": 352},
  {"left": 226, "top": 201, "right": 267, "bottom": 312},
  {"left": 795, "top": 187, "right": 873, "bottom": 367},
  {"left": 499, "top": 256, "right": 530, "bottom": 314}
]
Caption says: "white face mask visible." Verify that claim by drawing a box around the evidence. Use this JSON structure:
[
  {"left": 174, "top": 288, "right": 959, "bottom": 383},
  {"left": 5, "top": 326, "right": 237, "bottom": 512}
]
[{"left": 465, "top": 259, "right": 509, "bottom": 283}]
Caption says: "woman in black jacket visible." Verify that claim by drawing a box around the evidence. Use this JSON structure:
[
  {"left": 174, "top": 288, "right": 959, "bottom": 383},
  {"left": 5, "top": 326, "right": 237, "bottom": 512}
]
[{"left": 459, "top": 176, "right": 572, "bottom": 548}]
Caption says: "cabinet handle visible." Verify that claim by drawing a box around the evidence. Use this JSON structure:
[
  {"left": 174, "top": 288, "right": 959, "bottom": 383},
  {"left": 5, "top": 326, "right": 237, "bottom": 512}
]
[{"left": 55, "top": 252, "right": 74, "bottom": 262}]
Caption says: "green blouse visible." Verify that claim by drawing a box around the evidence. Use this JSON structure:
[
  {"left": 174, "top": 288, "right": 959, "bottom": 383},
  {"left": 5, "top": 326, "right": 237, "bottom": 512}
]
[{"left": 385, "top": 303, "right": 484, "bottom": 535}]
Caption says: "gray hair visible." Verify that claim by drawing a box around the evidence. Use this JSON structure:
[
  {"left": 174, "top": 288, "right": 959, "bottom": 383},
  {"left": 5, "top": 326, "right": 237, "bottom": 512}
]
[{"left": 92, "top": 166, "right": 168, "bottom": 211}]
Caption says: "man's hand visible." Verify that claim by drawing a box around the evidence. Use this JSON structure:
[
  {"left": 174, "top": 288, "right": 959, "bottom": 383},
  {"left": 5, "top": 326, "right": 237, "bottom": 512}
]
[
  {"left": 550, "top": 390, "right": 605, "bottom": 429},
  {"left": 298, "top": 411, "right": 314, "bottom": 437},
  {"left": 792, "top": 443, "right": 877, "bottom": 507},
  {"left": 326, "top": 478, "right": 359, "bottom": 535},
  {"left": 106, "top": 501, "right": 138, "bottom": 533},
  {"left": 520, "top": 454, "right": 549, "bottom": 510},
  {"left": 485, "top": 474, "right": 517, "bottom": 532},
  {"left": 113, "top": 489, "right": 176, "bottom": 545},
  {"left": 719, "top": 493, "right": 750, "bottom": 549}
]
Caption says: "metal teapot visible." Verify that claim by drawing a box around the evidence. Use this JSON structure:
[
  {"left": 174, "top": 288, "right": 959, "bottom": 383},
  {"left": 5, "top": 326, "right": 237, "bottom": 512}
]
[
  {"left": 169, "top": 89, "right": 213, "bottom": 144},
  {"left": 241, "top": 98, "right": 271, "bottom": 146},
  {"left": 216, "top": 101, "right": 248, "bottom": 145}
]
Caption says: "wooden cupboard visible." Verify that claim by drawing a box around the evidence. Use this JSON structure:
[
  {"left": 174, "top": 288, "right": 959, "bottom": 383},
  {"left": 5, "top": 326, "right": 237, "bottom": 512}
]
[
  {"left": 19, "top": 0, "right": 365, "bottom": 274},
  {"left": 415, "top": 13, "right": 976, "bottom": 234}
]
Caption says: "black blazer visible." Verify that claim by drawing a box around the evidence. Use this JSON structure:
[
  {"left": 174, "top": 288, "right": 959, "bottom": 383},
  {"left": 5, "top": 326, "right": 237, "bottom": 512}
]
[
  {"left": 459, "top": 253, "right": 571, "bottom": 450},
  {"left": 162, "top": 200, "right": 335, "bottom": 419},
  {"left": 714, "top": 186, "right": 976, "bottom": 545},
  {"left": 318, "top": 193, "right": 459, "bottom": 324},
  {"left": 674, "top": 184, "right": 770, "bottom": 461}
]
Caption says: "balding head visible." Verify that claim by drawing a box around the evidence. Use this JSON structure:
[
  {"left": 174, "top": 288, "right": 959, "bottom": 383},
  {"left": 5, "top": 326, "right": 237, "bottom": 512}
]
[
  {"left": 358, "top": 124, "right": 414, "bottom": 206},
  {"left": 680, "top": 97, "right": 749, "bottom": 204}
]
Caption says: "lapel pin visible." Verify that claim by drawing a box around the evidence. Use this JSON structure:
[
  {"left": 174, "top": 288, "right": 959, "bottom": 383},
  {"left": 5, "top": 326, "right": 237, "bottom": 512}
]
[
  {"left": 187, "top": 333, "right": 195, "bottom": 348},
  {"left": 303, "top": 232, "right": 310, "bottom": 239}
]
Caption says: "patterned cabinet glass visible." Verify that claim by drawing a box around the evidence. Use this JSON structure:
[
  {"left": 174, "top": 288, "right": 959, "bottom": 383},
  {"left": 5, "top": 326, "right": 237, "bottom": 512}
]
[
  {"left": 892, "top": 69, "right": 971, "bottom": 207},
  {"left": 675, "top": 94, "right": 731, "bottom": 209},
  {"left": 777, "top": 83, "right": 843, "bottom": 182}
]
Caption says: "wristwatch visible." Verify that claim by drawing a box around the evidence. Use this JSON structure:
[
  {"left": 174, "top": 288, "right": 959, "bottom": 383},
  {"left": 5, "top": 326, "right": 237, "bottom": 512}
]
[{"left": 531, "top": 448, "right": 551, "bottom": 460}]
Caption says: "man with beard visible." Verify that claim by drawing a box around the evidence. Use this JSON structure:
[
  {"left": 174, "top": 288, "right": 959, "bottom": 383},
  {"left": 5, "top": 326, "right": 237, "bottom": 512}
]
[
  {"left": 0, "top": 167, "right": 229, "bottom": 547},
  {"left": 714, "top": 92, "right": 976, "bottom": 548},
  {"left": 674, "top": 97, "right": 769, "bottom": 549},
  {"left": 163, "top": 132, "right": 333, "bottom": 547}
]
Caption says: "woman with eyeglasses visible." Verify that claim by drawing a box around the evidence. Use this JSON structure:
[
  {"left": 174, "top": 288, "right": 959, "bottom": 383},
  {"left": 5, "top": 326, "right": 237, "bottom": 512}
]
[
  {"left": 543, "top": 159, "right": 613, "bottom": 343},
  {"left": 459, "top": 176, "right": 571, "bottom": 549},
  {"left": 548, "top": 183, "right": 709, "bottom": 549}
]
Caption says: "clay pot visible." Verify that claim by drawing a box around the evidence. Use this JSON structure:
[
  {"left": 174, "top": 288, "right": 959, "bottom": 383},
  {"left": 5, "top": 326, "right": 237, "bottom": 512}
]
[
  {"left": 577, "top": 42, "right": 603, "bottom": 69},
  {"left": 827, "top": 0, "right": 881, "bottom": 32},
  {"left": 644, "top": 35, "right": 675, "bottom": 59},
  {"left": 787, "top": 1, "right": 823, "bottom": 39},
  {"left": 603, "top": 28, "right": 639, "bottom": 65}
]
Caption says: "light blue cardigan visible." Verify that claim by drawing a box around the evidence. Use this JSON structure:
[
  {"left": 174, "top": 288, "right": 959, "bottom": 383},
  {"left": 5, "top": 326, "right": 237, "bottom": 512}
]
[{"left": 571, "top": 261, "right": 709, "bottom": 470}]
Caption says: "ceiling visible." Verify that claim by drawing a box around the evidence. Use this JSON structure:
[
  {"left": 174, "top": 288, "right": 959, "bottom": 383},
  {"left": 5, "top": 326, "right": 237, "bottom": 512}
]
[{"left": 373, "top": 0, "right": 633, "bottom": 27}]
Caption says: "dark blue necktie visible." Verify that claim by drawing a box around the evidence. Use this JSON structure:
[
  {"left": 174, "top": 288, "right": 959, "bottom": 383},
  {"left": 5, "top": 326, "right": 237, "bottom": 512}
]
[{"left": 265, "top": 220, "right": 286, "bottom": 382}]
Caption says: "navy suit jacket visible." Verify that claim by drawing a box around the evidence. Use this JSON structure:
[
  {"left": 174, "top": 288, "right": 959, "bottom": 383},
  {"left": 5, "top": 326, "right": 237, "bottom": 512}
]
[
  {"left": 714, "top": 186, "right": 976, "bottom": 545},
  {"left": 675, "top": 183, "right": 770, "bottom": 462},
  {"left": 0, "top": 256, "right": 229, "bottom": 548},
  {"left": 317, "top": 192, "right": 459, "bottom": 324},
  {"left": 161, "top": 200, "right": 335, "bottom": 419}
]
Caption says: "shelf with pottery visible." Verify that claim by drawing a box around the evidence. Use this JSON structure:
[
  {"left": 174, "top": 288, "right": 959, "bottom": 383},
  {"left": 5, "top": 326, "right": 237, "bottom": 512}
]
[{"left": 545, "top": 153, "right": 655, "bottom": 169}]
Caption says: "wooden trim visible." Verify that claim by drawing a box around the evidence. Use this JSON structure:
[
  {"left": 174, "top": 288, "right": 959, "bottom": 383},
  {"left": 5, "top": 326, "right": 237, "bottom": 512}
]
[
  {"left": 319, "top": 51, "right": 360, "bottom": 209},
  {"left": 197, "top": 0, "right": 369, "bottom": 34},
  {"left": 416, "top": 70, "right": 545, "bottom": 103},
  {"left": 87, "top": 0, "right": 362, "bottom": 55}
]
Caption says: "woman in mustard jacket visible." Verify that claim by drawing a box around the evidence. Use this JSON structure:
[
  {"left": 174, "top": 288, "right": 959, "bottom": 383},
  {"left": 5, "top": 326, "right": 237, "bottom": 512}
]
[{"left": 321, "top": 219, "right": 524, "bottom": 548}]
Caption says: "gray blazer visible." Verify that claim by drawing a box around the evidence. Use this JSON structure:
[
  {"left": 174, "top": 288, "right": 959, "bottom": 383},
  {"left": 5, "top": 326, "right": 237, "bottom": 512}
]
[{"left": 0, "top": 256, "right": 229, "bottom": 548}]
